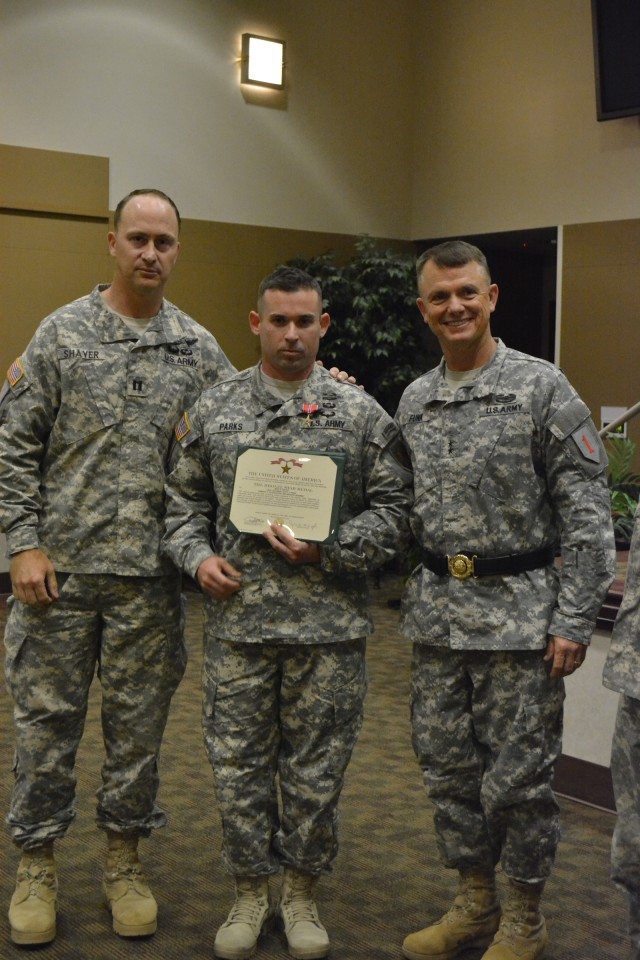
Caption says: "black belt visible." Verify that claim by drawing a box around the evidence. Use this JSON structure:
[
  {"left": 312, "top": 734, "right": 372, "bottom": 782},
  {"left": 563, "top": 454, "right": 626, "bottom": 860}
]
[{"left": 423, "top": 546, "right": 555, "bottom": 580}]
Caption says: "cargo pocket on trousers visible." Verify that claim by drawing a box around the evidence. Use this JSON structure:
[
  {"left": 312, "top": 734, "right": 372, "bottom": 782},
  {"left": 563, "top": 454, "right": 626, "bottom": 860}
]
[
  {"left": 333, "top": 661, "right": 367, "bottom": 726},
  {"left": 499, "top": 697, "right": 563, "bottom": 801},
  {"left": 326, "top": 664, "right": 368, "bottom": 775},
  {"left": 3, "top": 596, "right": 29, "bottom": 683},
  {"left": 4, "top": 626, "right": 28, "bottom": 684}
]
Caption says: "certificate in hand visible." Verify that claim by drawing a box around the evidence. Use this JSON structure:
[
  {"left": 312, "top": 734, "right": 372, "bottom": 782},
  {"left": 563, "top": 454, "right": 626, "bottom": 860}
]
[{"left": 229, "top": 446, "right": 345, "bottom": 543}]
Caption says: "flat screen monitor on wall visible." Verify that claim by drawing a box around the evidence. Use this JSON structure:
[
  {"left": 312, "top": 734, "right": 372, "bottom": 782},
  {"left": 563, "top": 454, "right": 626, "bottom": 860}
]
[{"left": 592, "top": 0, "right": 640, "bottom": 120}]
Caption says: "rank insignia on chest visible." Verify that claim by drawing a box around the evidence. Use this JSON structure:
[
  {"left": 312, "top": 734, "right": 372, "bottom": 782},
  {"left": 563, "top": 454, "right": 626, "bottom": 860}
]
[
  {"left": 175, "top": 411, "right": 191, "bottom": 442},
  {"left": 7, "top": 357, "right": 25, "bottom": 387},
  {"left": 128, "top": 377, "right": 147, "bottom": 397},
  {"left": 302, "top": 402, "right": 319, "bottom": 426}
]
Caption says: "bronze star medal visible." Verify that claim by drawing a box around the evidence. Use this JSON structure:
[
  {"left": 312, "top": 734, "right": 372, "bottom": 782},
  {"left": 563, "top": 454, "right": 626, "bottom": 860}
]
[{"left": 302, "top": 402, "right": 319, "bottom": 426}]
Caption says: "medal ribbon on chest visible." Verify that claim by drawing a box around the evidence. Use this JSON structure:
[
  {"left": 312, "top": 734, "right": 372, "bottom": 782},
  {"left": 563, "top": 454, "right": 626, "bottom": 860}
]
[{"left": 302, "top": 402, "right": 319, "bottom": 426}]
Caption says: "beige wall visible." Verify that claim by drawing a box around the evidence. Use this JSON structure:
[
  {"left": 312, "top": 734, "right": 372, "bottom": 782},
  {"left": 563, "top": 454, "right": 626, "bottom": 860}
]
[
  {"left": 1, "top": 212, "right": 111, "bottom": 379},
  {"left": 412, "top": 0, "right": 640, "bottom": 239},
  {"left": 4, "top": 1, "right": 640, "bottom": 243},
  {"left": 1, "top": 211, "right": 365, "bottom": 377},
  {"left": 1, "top": 145, "right": 112, "bottom": 378},
  {"left": 0, "top": 0, "right": 416, "bottom": 239},
  {"left": 169, "top": 219, "right": 368, "bottom": 372},
  {"left": 563, "top": 629, "right": 619, "bottom": 767},
  {"left": 4, "top": 0, "right": 640, "bottom": 438},
  {"left": 4, "top": 157, "right": 640, "bottom": 475},
  {"left": 0, "top": 145, "right": 386, "bottom": 377},
  {"left": 561, "top": 220, "right": 640, "bottom": 454}
]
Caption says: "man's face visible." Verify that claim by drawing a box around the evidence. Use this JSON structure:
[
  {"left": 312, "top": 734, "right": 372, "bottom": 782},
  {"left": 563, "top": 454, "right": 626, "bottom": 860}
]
[
  {"left": 417, "top": 259, "right": 498, "bottom": 360},
  {"left": 108, "top": 194, "right": 180, "bottom": 297},
  {"left": 250, "top": 287, "right": 330, "bottom": 381}
]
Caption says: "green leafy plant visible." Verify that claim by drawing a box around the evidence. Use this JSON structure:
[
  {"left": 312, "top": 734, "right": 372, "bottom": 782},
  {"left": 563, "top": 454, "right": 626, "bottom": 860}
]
[
  {"left": 606, "top": 436, "right": 640, "bottom": 544},
  {"left": 287, "top": 236, "right": 440, "bottom": 413}
]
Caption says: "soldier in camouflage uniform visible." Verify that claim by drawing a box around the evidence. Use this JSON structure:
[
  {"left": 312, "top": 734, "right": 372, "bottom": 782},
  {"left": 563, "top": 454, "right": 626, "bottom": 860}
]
[
  {"left": 396, "top": 241, "right": 615, "bottom": 960},
  {"left": 0, "top": 190, "right": 235, "bottom": 945},
  {"left": 163, "top": 265, "right": 413, "bottom": 960},
  {"left": 603, "top": 504, "right": 640, "bottom": 960}
]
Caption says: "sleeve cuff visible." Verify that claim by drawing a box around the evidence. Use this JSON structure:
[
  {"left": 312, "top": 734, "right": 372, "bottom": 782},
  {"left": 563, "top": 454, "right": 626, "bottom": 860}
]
[
  {"left": 183, "top": 543, "right": 215, "bottom": 580},
  {"left": 6, "top": 527, "right": 40, "bottom": 558},
  {"left": 548, "top": 612, "right": 596, "bottom": 646}
]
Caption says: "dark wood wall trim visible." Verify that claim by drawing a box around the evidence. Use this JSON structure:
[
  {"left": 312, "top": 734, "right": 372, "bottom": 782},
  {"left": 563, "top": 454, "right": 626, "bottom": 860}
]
[
  {"left": 553, "top": 754, "right": 615, "bottom": 813},
  {"left": 0, "top": 572, "right": 10, "bottom": 603}
]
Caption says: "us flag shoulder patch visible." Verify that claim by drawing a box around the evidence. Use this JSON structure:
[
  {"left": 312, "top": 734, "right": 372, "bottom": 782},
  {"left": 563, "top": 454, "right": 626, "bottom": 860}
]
[
  {"left": 175, "top": 411, "right": 191, "bottom": 442},
  {"left": 7, "top": 358, "right": 24, "bottom": 387}
]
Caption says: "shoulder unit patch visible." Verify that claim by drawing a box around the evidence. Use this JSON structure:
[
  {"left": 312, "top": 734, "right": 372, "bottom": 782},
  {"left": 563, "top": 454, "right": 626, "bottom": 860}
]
[{"left": 570, "top": 423, "right": 600, "bottom": 463}]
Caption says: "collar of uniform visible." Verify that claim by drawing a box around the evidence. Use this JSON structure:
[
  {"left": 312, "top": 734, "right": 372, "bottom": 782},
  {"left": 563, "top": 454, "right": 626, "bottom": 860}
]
[
  {"left": 249, "top": 362, "right": 329, "bottom": 415},
  {"left": 93, "top": 285, "right": 185, "bottom": 346},
  {"left": 425, "top": 338, "right": 506, "bottom": 404},
  {"left": 132, "top": 298, "right": 188, "bottom": 346},
  {"left": 460, "top": 338, "right": 507, "bottom": 400},
  {"left": 93, "top": 285, "right": 137, "bottom": 343}
]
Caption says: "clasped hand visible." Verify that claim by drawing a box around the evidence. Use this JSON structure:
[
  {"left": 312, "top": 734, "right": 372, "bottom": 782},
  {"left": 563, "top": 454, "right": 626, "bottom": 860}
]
[
  {"left": 196, "top": 522, "right": 320, "bottom": 600},
  {"left": 10, "top": 549, "right": 59, "bottom": 607},
  {"left": 544, "top": 634, "right": 586, "bottom": 679}
]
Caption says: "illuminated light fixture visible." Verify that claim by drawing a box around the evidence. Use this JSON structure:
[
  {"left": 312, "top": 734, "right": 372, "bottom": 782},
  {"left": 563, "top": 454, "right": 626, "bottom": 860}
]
[{"left": 241, "top": 33, "right": 285, "bottom": 89}]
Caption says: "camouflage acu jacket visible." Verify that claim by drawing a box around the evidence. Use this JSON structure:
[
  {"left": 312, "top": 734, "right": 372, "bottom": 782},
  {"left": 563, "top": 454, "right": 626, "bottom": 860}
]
[
  {"left": 163, "top": 364, "right": 413, "bottom": 644},
  {"left": 396, "top": 340, "right": 615, "bottom": 650},
  {"left": 0, "top": 285, "right": 234, "bottom": 575},
  {"left": 603, "top": 505, "right": 640, "bottom": 699}
]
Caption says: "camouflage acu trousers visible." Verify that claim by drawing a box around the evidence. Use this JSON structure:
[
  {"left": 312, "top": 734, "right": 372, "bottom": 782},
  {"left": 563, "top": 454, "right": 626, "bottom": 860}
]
[
  {"left": 4, "top": 573, "right": 186, "bottom": 849},
  {"left": 611, "top": 694, "right": 640, "bottom": 954},
  {"left": 202, "top": 636, "right": 367, "bottom": 877},
  {"left": 411, "top": 645, "right": 564, "bottom": 881}
]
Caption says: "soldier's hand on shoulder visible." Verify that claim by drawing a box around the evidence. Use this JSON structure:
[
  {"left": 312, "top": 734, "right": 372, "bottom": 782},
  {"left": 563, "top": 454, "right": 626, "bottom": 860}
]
[{"left": 316, "top": 360, "right": 364, "bottom": 390}]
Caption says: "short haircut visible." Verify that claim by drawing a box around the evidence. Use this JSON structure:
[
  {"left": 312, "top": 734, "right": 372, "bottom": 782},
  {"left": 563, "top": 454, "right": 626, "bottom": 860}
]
[
  {"left": 416, "top": 240, "right": 491, "bottom": 285},
  {"left": 113, "top": 189, "right": 182, "bottom": 233},
  {"left": 257, "top": 265, "right": 322, "bottom": 310}
]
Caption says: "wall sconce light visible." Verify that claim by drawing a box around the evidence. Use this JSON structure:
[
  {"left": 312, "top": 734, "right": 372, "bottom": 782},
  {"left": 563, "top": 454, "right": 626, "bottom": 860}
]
[{"left": 241, "top": 33, "right": 285, "bottom": 89}]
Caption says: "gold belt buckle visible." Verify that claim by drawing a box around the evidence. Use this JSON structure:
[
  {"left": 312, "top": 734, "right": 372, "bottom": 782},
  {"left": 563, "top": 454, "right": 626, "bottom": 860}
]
[{"left": 447, "top": 553, "right": 477, "bottom": 579}]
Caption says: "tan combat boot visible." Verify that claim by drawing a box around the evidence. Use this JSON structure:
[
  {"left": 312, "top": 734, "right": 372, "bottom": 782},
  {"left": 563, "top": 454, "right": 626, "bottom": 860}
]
[
  {"left": 278, "top": 868, "right": 330, "bottom": 960},
  {"left": 402, "top": 869, "right": 500, "bottom": 960},
  {"left": 214, "top": 876, "right": 272, "bottom": 959},
  {"left": 8, "top": 842, "right": 58, "bottom": 945},
  {"left": 482, "top": 879, "right": 548, "bottom": 960},
  {"left": 102, "top": 831, "right": 157, "bottom": 937}
]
